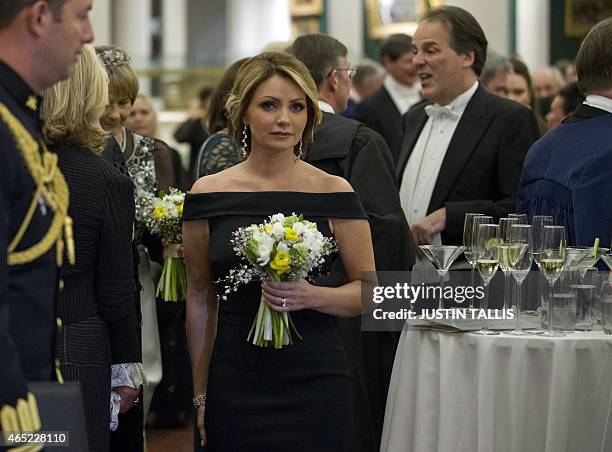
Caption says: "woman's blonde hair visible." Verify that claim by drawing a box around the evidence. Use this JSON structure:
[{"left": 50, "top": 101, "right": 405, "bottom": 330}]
[
  {"left": 42, "top": 44, "right": 109, "bottom": 152},
  {"left": 95, "top": 45, "right": 139, "bottom": 103},
  {"left": 225, "top": 52, "right": 322, "bottom": 156}
]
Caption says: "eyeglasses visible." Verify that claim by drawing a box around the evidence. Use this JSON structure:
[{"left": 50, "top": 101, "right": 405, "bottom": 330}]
[{"left": 328, "top": 68, "right": 356, "bottom": 80}]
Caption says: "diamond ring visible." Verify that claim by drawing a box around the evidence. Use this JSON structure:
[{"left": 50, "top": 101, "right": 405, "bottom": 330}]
[{"left": 281, "top": 297, "right": 287, "bottom": 308}]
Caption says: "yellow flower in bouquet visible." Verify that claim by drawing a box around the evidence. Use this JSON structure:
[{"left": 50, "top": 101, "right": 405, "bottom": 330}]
[
  {"left": 284, "top": 227, "right": 298, "bottom": 241},
  {"left": 270, "top": 251, "right": 291, "bottom": 275},
  {"left": 153, "top": 205, "right": 167, "bottom": 218}
]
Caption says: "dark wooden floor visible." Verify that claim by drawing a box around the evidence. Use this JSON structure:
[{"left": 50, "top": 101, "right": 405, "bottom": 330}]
[{"left": 147, "top": 425, "right": 193, "bottom": 452}]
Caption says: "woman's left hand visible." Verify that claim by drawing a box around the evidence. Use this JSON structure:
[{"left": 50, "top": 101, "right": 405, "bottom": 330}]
[
  {"left": 112, "top": 386, "right": 140, "bottom": 413},
  {"left": 261, "top": 279, "right": 318, "bottom": 312}
]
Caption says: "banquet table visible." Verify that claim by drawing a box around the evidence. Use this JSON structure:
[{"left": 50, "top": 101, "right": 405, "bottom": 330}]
[{"left": 381, "top": 327, "right": 612, "bottom": 452}]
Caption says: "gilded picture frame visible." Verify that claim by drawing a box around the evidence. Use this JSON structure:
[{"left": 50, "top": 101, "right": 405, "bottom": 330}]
[
  {"left": 289, "top": 0, "right": 324, "bottom": 17},
  {"left": 564, "top": 0, "right": 612, "bottom": 38},
  {"left": 292, "top": 18, "right": 321, "bottom": 37},
  {"left": 366, "top": 0, "right": 444, "bottom": 39}
]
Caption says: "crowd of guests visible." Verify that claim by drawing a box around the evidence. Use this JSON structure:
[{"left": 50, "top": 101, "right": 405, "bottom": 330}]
[{"left": 1, "top": 1, "right": 611, "bottom": 451}]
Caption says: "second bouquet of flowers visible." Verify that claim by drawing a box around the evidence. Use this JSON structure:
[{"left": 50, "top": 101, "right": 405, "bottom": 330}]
[
  {"left": 143, "top": 188, "right": 186, "bottom": 302},
  {"left": 220, "top": 213, "right": 336, "bottom": 349}
]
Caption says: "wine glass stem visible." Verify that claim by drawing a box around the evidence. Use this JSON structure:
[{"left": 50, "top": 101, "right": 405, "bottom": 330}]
[
  {"left": 504, "top": 272, "right": 511, "bottom": 310},
  {"left": 439, "top": 273, "right": 445, "bottom": 310},
  {"left": 483, "top": 281, "right": 490, "bottom": 332},
  {"left": 470, "top": 265, "right": 476, "bottom": 309},
  {"left": 548, "top": 280, "right": 554, "bottom": 335},
  {"left": 515, "top": 280, "right": 523, "bottom": 332}
]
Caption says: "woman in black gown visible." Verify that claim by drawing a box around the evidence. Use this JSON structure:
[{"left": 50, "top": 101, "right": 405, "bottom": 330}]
[
  {"left": 41, "top": 45, "right": 141, "bottom": 452},
  {"left": 183, "top": 52, "right": 376, "bottom": 451}
]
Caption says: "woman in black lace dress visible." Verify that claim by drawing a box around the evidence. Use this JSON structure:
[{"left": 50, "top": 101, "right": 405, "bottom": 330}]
[
  {"left": 193, "top": 58, "right": 247, "bottom": 180},
  {"left": 183, "top": 52, "right": 376, "bottom": 451},
  {"left": 41, "top": 44, "right": 141, "bottom": 452}
]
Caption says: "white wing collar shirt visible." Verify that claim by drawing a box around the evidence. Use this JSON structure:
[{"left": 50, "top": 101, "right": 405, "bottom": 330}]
[
  {"left": 384, "top": 74, "right": 422, "bottom": 115},
  {"left": 318, "top": 100, "right": 335, "bottom": 114},
  {"left": 583, "top": 94, "right": 612, "bottom": 113},
  {"left": 399, "top": 81, "right": 479, "bottom": 245}
]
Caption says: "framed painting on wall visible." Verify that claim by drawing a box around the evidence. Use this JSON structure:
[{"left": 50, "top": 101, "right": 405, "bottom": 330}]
[
  {"left": 289, "top": 0, "right": 324, "bottom": 17},
  {"left": 565, "top": 0, "right": 612, "bottom": 38},
  {"left": 366, "top": 0, "right": 444, "bottom": 39},
  {"left": 292, "top": 17, "right": 321, "bottom": 37}
]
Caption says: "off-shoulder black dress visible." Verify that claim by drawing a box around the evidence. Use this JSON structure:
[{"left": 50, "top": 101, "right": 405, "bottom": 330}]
[{"left": 183, "top": 191, "right": 368, "bottom": 451}]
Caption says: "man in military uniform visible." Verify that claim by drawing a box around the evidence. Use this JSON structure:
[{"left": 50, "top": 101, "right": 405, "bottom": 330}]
[{"left": 0, "top": 1, "right": 93, "bottom": 448}]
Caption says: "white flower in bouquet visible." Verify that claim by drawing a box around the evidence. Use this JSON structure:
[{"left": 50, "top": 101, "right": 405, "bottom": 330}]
[{"left": 219, "top": 213, "right": 337, "bottom": 349}]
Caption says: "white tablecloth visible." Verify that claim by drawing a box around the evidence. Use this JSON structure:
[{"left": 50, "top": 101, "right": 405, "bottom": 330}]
[{"left": 381, "top": 328, "right": 612, "bottom": 452}]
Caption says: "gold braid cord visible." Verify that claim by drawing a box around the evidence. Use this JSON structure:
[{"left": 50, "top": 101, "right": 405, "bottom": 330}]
[
  {"left": 0, "top": 103, "right": 74, "bottom": 267},
  {"left": 1, "top": 392, "right": 43, "bottom": 451}
]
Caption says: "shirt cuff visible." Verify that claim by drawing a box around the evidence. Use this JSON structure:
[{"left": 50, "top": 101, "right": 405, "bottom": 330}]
[{"left": 111, "top": 362, "right": 146, "bottom": 389}]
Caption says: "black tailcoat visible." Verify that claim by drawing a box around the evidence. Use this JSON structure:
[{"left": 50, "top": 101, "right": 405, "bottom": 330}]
[
  {"left": 396, "top": 85, "right": 540, "bottom": 245},
  {"left": 355, "top": 86, "right": 403, "bottom": 163}
]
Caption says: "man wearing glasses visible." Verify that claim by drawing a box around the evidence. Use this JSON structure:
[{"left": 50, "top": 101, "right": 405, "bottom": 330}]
[{"left": 289, "top": 33, "right": 415, "bottom": 452}]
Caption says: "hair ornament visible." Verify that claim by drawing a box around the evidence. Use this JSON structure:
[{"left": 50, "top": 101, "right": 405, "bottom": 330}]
[{"left": 96, "top": 46, "right": 130, "bottom": 68}]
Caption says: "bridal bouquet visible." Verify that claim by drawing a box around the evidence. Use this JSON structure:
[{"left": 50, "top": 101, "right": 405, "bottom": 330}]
[
  {"left": 143, "top": 188, "right": 186, "bottom": 302},
  {"left": 220, "top": 213, "right": 336, "bottom": 349}
]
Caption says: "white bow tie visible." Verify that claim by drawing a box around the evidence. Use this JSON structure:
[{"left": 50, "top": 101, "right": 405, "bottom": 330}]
[{"left": 425, "top": 104, "right": 459, "bottom": 120}]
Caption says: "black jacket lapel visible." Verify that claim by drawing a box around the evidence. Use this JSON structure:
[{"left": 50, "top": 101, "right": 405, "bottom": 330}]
[
  {"left": 380, "top": 86, "right": 400, "bottom": 120},
  {"left": 428, "top": 86, "right": 491, "bottom": 213}
]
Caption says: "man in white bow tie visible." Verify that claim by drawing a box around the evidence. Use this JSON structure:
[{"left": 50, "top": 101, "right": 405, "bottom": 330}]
[{"left": 396, "top": 6, "right": 539, "bottom": 246}]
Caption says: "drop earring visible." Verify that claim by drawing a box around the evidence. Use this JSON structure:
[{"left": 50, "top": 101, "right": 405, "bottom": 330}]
[
  {"left": 241, "top": 124, "right": 248, "bottom": 158},
  {"left": 297, "top": 138, "right": 303, "bottom": 160}
]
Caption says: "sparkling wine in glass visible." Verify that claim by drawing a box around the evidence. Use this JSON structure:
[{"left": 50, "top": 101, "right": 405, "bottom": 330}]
[
  {"left": 473, "top": 223, "right": 501, "bottom": 335},
  {"left": 508, "top": 224, "right": 533, "bottom": 335},
  {"left": 499, "top": 217, "right": 520, "bottom": 310},
  {"left": 539, "top": 225, "right": 566, "bottom": 337},
  {"left": 467, "top": 215, "right": 493, "bottom": 308}
]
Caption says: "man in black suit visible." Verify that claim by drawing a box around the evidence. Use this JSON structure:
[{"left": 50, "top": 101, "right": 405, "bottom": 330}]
[
  {"left": 289, "top": 33, "right": 415, "bottom": 452},
  {"left": 356, "top": 34, "right": 421, "bottom": 162},
  {"left": 396, "top": 6, "right": 539, "bottom": 246},
  {"left": 0, "top": 0, "right": 94, "bottom": 445}
]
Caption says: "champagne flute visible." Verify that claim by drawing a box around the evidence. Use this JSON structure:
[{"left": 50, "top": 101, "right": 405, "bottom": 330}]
[
  {"left": 539, "top": 225, "right": 566, "bottom": 337},
  {"left": 468, "top": 215, "right": 493, "bottom": 308},
  {"left": 532, "top": 215, "right": 553, "bottom": 267},
  {"left": 508, "top": 213, "right": 528, "bottom": 224},
  {"left": 474, "top": 223, "right": 501, "bottom": 335},
  {"left": 508, "top": 224, "right": 533, "bottom": 335},
  {"left": 463, "top": 213, "right": 484, "bottom": 305},
  {"left": 532, "top": 215, "right": 553, "bottom": 322},
  {"left": 499, "top": 217, "right": 520, "bottom": 310}
]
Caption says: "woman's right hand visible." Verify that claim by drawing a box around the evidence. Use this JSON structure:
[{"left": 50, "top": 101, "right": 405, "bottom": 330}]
[{"left": 196, "top": 405, "right": 206, "bottom": 448}]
